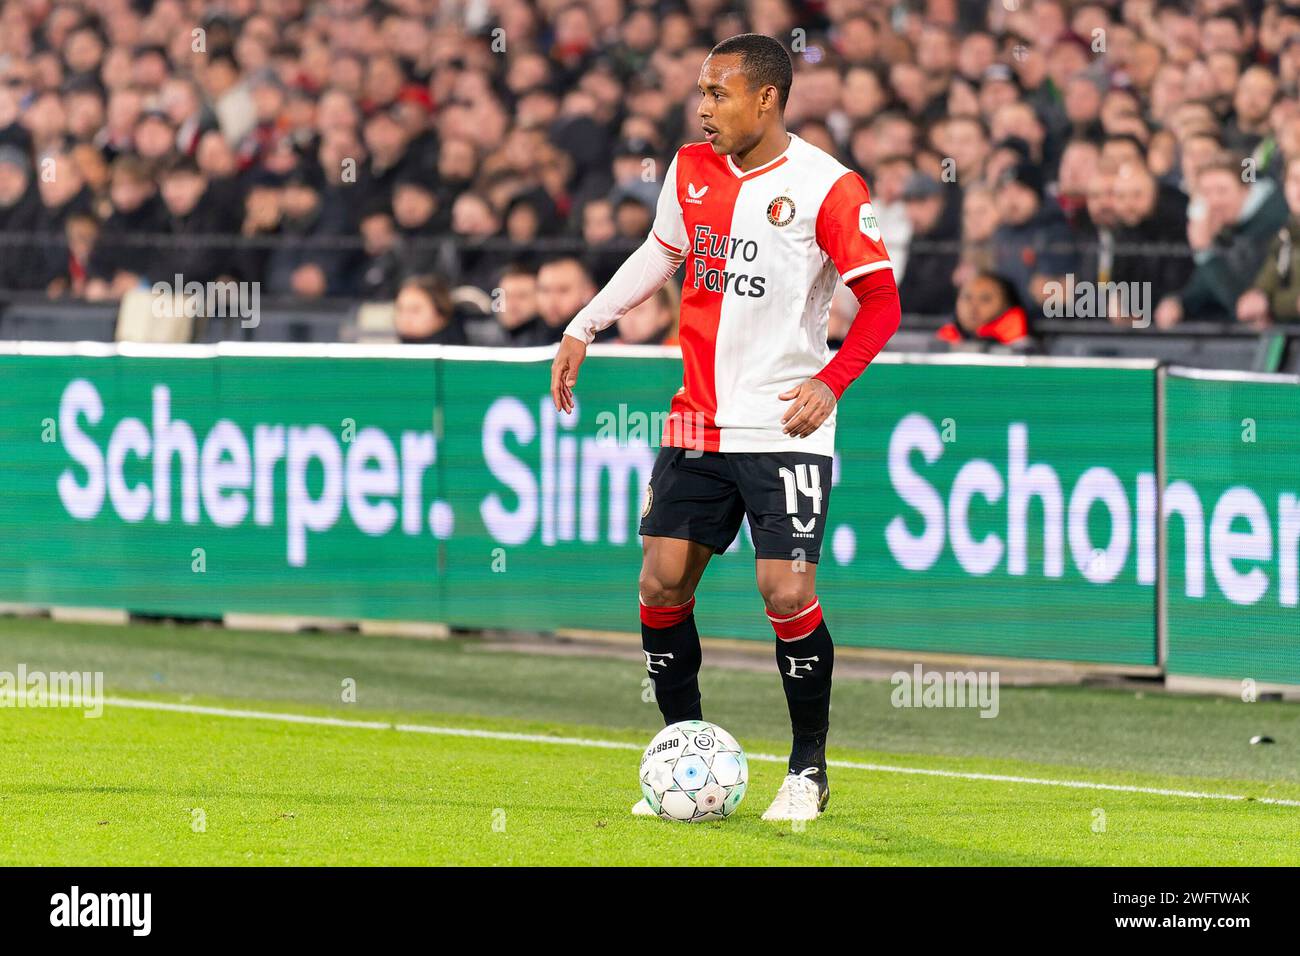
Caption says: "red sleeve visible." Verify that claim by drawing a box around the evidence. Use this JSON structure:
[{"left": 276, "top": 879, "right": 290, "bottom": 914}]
[
  {"left": 813, "top": 269, "right": 901, "bottom": 400},
  {"left": 815, "top": 171, "right": 893, "bottom": 283}
]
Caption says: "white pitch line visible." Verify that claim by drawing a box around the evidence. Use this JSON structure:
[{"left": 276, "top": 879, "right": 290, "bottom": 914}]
[
  {"left": 796, "top": 758, "right": 1300, "bottom": 807},
  {"left": 30, "top": 694, "right": 1296, "bottom": 809}
]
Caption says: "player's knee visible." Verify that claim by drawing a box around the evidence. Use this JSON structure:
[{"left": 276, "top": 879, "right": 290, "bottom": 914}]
[
  {"left": 761, "top": 585, "right": 814, "bottom": 619},
  {"left": 639, "top": 567, "right": 695, "bottom": 606}
]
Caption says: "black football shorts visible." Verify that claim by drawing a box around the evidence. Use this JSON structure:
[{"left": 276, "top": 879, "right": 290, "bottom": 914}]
[{"left": 638, "top": 446, "right": 833, "bottom": 562}]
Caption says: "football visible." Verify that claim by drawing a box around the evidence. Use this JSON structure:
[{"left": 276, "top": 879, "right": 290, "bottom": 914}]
[{"left": 639, "top": 720, "right": 748, "bottom": 822}]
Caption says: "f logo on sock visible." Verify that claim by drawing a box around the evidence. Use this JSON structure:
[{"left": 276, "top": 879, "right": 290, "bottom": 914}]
[
  {"left": 644, "top": 650, "right": 675, "bottom": 674},
  {"left": 783, "top": 654, "right": 819, "bottom": 679}
]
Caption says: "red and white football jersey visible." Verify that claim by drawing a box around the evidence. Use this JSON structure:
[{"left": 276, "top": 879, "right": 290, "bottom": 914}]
[{"left": 653, "top": 133, "right": 892, "bottom": 458}]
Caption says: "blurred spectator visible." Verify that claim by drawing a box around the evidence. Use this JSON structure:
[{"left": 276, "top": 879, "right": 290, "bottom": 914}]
[
  {"left": 161, "top": 77, "right": 218, "bottom": 155},
  {"left": 450, "top": 192, "right": 501, "bottom": 293},
  {"left": 47, "top": 211, "right": 98, "bottom": 299},
  {"left": 362, "top": 106, "right": 414, "bottom": 208},
  {"left": 1053, "top": 138, "right": 1100, "bottom": 229},
  {"left": 614, "top": 195, "right": 654, "bottom": 242},
  {"left": 937, "top": 272, "right": 1030, "bottom": 349},
  {"left": 203, "top": 52, "right": 256, "bottom": 145},
  {"left": 1110, "top": 161, "right": 1193, "bottom": 311},
  {"left": 135, "top": 109, "right": 178, "bottom": 163},
  {"left": 85, "top": 155, "right": 167, "bottom": 299},
  {"left": 157, "top": 154, "right": 240, "bottom": 283},
  {"left": 35, "top": 144, "right": 94, "bottom": 288},
  {"left": 952, "top": 183, "right": 998, "bottom": 288},
  {"left": 356, "top": 205, "right": 404, "bottom": 301},
  {"left": 393, "top": 175, "right": 446, "bottom": 245},
  {"left": 1238, "top": 156, "right": 1300, "bottom": 326},
  {"left": 262, "top": 166, "right": 351, "bottom": 298},
  {"left": 867, "top": 154, "right": 913, "bottom": 280},
  {"left": 1227, "top": 65, "right": 1279, "bottom": 156},
  {"left": 490, "top": 265, "right": 550, "bottom": 347},
  {"left": 1100, "top": 133, "right": 1146, "bottom": 173},
  {"left": 1077, "top": 164, "right": 1120, "bottom": 290},
  {"left": 1157, "top": 152, "right": 1290, "bottom": 326},
  {"left": 992, "top": 161, "right": 1078, "bottom": 315},
  {"left": 617, "top": 285, "right": 680, "bottom": 345},
  {"left": 394, "top": 274, "right": 467, "bottom": 345},
  {"left": 536, "top": 256, "right": 600, "bottom": 345},
  {"left": 0, "top": 143, "right": 42, "bottom": 290},
  {"left": 436, "top": 138, "right": 477, "bottom": 214},
  {"left": 196, "top": 130, "right": 240, "bottom": 184},
  {"left": 580, "top": 197, "right": 624, "bottom": 285},
  {"left": 936, "top": 115, "right": 990, "bottom": 184},
  {"left": 898, "top": 173, "right": 961, "bottom": 316}
]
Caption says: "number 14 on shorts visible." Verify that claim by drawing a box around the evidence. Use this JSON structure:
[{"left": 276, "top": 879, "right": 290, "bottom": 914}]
[{"left": 778, "top": 463, "right": 822, "bottom": 516}]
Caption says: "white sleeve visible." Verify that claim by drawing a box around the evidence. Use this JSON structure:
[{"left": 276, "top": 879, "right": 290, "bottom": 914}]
[
  {"left": 563, "top": 235, "right": 684, "bottom": 345},
  {"left": 650, "top": 153, "right": 687, "bottom": 254}
]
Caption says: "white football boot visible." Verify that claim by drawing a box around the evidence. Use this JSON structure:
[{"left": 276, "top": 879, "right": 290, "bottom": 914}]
[
  {"left": 631, "top": 798, "right": 657, "bottom": 817},
  {"left": 760, "top": 767, "right": 829, "bottom": 821}
]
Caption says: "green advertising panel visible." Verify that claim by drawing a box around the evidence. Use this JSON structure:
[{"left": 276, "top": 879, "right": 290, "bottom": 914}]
[
  {"left": 1164, "top": 371, "right": 1300, "bottom": 685},
  {"left": 0, "top": 354, "right": 445, "bottom": 621},
  {"left": 0, "top": 349, "right": 1159, "bottom": 668}
]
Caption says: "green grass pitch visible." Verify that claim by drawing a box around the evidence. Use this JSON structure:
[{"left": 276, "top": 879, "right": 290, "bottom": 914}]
[{"left": 1, "top": 616, "right": 1298, "bottom": 866}]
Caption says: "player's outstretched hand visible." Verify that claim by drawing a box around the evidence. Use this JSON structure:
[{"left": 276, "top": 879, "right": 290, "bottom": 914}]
[
  {"left": 551, "top": 334, "right": 587, "bottom": 414},
  {"left": 779, "top": 378, "right": 836, "bottom": 438}
]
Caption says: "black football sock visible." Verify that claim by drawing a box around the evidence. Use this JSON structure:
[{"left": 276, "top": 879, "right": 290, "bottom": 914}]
[
  {"left": 768, "top": 596, "right": 834, "bottom": 782},
  {"left": 640, "top": 596, "right": 703, "bottom": 725}
]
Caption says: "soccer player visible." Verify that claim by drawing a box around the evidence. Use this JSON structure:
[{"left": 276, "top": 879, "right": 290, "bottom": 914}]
[{"left": 549, "top": 33, "right": 901, "bottom": 821}]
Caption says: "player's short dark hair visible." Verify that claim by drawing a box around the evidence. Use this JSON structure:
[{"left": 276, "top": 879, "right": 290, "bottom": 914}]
[{"left": 709, "top": 33, "right": 793, "bottom": 111}]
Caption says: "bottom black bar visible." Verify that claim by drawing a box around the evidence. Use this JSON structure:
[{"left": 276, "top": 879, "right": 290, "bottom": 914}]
[{"left": 0, "top": 866, "right": 1294, "bottom": 940}]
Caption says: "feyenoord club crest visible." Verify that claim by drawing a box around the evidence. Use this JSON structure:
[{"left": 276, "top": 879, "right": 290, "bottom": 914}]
[
  {"left": 766, "top": 194, "right": 796, "bottom": 226},
  {"left": 642, "top": 484, "right": 654, "bottom": 518}
]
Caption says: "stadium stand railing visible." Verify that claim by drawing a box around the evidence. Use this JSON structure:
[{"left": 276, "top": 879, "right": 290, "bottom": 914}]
[{"left": 1, "top": 232, "right": 1295, "bottom": 372}]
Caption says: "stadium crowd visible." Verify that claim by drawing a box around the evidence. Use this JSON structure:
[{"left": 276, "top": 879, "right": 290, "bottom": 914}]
[{"left": 0, "top": 0, "right": 1297, "bottom": 347}]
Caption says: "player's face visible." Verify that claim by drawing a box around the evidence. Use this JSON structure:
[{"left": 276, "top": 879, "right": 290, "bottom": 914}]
[{"left": 696, "top": 54, "right": 767, "bottom": 156}]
